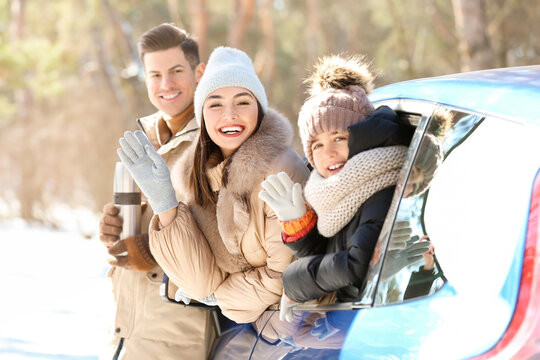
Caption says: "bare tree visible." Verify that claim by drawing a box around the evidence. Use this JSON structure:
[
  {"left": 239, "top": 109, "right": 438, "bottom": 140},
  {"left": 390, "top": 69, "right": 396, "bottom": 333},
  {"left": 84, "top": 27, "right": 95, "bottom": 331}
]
[
  {"left": 452, "top": 0, "right": 495, "bottom": 71},
  {"left": 9, "top": 0, "right": 25, "bottom": 40},
  {"left": 90, "top": 25, "right": 128, "bottom": 108},
  {"left": 103, "top": 0, "right": 139, "bottom": 64},
  {"left": 167, "top": 0, "right": 184, "bottom": 28},
  {"left": 187, "top": 0, "right": 209, "bottom": 61},
  {"left": 385, "top": 0, "right": 416, "bottom": 79},
  {"left": 7, "top": 0, "right": 36, "bottom": 220},
  {"left": 254, "top": 0, "right": 276, "bottom": 97},
  {"left": 228, "top": 0, "right": 256, "bottom": 49},
  {"left": 306, "top": 0, "right": 322, "bottom": 63}
]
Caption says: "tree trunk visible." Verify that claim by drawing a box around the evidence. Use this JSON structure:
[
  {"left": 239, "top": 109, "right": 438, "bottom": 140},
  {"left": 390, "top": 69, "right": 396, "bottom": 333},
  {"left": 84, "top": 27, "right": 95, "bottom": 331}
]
[
  {"left": 8, "top": 0, "right": 36, "bottom": 220},
  {"left": 187, "top": 0, "right": 209, "bottom": 61},
  {"left": 90, "top": 4, "right": 128, "bottom": 108},
  {"left": 167, "top": 0, "right": 184, "bottom": 29},
  {"left": 452, "top": 0, "right": 495, "bottom": 71},
  {"left": 227, "top": 0, "right": 255, "bottom": 49},
  {"left": 385, "top": 0, "right": 416, "bottom": 78},
  {"left": 306, "top": 0, "right": 322, "bottom": 64},
  {"left": 9, "top": 0, "right": 25, "bottom": 40},
  {"left": 487, "top": 0, "right": 515, "bottom": 68},
  {"left": 103, "top": 0, "right": 140, "bottom": 68},
  {"left": 254, "top": 0, "right": 275, "bottom": 98}
]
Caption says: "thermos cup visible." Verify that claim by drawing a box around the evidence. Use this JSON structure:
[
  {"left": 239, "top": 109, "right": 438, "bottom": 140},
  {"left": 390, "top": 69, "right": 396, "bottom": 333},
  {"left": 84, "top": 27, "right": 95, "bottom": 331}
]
[{"left": 113, "top": 162, "right": 141, "bottom": 240}]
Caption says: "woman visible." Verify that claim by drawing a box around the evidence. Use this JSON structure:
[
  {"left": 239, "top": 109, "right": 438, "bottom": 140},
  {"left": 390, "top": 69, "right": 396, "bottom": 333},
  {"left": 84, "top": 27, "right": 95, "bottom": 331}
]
[{"left": 117, "top": 46, "right": 310, "bottom": 324}]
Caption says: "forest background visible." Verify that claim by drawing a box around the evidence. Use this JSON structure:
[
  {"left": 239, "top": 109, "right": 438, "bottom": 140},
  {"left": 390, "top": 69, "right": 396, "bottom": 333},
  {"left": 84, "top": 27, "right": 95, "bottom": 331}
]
[{"left": 1, "top": 0, "right": 539, "bottom": 230}]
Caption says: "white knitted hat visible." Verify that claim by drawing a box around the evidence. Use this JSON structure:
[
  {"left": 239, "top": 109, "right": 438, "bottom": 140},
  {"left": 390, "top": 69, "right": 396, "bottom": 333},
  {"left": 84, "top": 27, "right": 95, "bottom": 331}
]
[{"left": 194, "top": 46, "right": 268, "bottom": 126}]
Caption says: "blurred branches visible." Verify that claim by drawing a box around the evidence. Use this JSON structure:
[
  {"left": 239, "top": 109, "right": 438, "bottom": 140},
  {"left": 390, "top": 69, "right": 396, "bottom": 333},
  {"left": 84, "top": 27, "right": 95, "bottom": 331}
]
[{"left": 0, "top": 0, "right": 538, "bottom": 224}]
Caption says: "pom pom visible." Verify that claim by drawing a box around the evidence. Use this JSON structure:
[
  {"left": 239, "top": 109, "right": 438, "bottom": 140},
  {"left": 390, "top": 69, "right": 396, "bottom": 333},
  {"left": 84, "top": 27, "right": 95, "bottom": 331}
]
[
  {"left": 305, "top": 54, "right": 375, "bottom": 97},
  {"left": 428, "top": 107, "right": 454, "bottom": 138}
]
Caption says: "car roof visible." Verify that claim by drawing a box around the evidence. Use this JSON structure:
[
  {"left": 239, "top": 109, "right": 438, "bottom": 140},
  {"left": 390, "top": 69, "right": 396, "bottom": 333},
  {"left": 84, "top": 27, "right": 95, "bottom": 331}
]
[{"left": 369, "top": 65, "right": 540, "bottom": 124}]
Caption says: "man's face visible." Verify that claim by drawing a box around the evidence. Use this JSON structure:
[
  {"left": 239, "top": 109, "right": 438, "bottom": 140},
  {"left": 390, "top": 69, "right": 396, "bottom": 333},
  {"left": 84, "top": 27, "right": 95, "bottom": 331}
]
[{"left": 143, "top": 47, "right": 204, "bottom": 118}]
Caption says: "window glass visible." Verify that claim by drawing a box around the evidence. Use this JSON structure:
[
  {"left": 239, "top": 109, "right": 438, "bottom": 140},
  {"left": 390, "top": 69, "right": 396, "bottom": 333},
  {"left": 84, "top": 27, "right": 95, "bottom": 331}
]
[{"left": 372, "top": 106, "right": 484, "bottom": 306}]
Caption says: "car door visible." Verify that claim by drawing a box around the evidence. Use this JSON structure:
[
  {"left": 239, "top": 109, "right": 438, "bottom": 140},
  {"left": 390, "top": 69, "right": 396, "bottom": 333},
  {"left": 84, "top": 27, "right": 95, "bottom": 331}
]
[
  {"left": 341, "top": 101, "right": 540, "bottom": 359},
  {"left": 249, "top": 100, "right": 540, "bottom": 359},
  {"left": 248, "top": 106, "right": 423, "bottom": 359}
]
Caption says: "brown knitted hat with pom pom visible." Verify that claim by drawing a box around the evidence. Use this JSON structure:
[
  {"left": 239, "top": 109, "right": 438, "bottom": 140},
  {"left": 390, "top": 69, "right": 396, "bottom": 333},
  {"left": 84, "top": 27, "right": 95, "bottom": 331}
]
[{"left": 298, "top": 55, "right": 376, "bottom": 166}]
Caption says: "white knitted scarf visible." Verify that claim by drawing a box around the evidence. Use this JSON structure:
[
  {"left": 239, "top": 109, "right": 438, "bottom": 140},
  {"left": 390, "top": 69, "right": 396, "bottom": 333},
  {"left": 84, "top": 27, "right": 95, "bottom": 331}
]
[{"left": 304, "top": 145, "right": 408, "bottom": 237}]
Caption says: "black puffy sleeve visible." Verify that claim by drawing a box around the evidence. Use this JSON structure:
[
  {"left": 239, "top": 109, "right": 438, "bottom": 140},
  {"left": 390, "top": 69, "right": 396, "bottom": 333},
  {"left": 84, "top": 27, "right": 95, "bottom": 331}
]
[{"left": 282, "top": 187, "right": 395, "bottom": 302}]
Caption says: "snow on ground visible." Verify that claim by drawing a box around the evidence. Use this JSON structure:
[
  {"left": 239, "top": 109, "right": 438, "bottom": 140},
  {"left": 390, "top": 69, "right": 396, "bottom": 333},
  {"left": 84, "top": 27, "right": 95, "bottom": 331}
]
[{"left": 0, "top": 219, "right": 115, "bottom": 360}]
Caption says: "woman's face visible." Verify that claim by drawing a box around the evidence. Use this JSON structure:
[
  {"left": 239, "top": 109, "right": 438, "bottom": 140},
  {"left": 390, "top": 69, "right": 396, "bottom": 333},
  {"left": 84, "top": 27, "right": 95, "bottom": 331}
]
[
  {"left": 203, "top": 87, "right": 259, "bottom": 158},
  {"left": 311, "top": 130, "right": 350, "bottom": 178}
]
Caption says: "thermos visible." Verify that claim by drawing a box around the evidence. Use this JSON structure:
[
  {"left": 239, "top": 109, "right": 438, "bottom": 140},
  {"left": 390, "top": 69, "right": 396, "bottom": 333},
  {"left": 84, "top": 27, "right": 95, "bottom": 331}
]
[{"left": 113, "top": 162, "right": 141, "bottom": 240}]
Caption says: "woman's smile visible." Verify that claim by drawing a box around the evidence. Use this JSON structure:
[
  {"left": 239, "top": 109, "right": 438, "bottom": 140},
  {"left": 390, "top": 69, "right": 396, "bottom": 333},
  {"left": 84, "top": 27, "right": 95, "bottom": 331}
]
[
  {"left": 203, "top": 86, "right": 259, "bottom": 158},
  {"left": 219, "top": 125, "right": 245, "bottom": 136}
]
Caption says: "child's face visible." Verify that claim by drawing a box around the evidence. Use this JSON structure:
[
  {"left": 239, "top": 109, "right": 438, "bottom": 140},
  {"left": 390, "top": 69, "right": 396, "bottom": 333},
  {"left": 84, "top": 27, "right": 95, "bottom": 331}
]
[{"left": 311, "top": 131, "right": 350, "bottom": 178}]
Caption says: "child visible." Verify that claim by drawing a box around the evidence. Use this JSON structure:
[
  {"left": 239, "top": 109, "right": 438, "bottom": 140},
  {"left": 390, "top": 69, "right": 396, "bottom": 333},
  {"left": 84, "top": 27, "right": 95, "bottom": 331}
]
[{"left": 259, "top": 55, "right": 423, "bottom": 323}]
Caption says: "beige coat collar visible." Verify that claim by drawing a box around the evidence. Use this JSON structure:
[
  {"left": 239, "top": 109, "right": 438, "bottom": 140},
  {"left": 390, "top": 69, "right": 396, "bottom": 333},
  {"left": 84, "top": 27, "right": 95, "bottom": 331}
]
[{"left": 138, "top": 111, "right": 199, "bottom": 154}]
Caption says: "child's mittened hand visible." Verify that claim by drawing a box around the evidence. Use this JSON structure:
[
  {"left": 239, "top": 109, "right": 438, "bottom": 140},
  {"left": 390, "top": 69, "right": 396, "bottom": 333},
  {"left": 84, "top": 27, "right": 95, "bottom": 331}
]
[{"left": 259, "top": 172, "right": 307, "bottom": 222}]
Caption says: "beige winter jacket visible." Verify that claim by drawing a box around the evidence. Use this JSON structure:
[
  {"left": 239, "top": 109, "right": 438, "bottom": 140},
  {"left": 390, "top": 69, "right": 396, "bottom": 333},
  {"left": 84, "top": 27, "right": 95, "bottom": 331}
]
[
  {"left": 149, "top": 109, "right": 310, "bottom": 324},
  {"left": 106, "top": 112, "right": 216, "bottom": 360}
]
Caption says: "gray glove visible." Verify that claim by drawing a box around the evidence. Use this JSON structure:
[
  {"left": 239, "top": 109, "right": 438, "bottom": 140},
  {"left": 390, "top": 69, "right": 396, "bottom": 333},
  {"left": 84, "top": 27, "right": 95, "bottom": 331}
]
[
  {"left": 388, "top": 220, "right": 413, "bottom": 250},
  {"left": 117, "top": 130, "right": 178, "bottom": 214},
  {"left": 259, "top": 172, "right": 307, "bottom": 222},
  {"left": 279, "top": 292, "right": 297, "bottom": 323},
  {"left": 380, "top": 236, "right": 430, "bottom": 281}
]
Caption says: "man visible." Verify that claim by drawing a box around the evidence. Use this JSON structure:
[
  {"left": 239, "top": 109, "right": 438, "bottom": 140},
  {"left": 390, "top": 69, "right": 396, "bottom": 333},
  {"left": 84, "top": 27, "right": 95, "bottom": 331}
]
[{"left": 98, "top": 23, "right": 215, "bottom": 359}]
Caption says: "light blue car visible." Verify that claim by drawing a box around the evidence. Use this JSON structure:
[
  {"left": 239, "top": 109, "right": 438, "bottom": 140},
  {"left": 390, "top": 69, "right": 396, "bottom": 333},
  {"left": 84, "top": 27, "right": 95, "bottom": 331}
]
[{"left": 201, "top": 66, "right": 540, "bottom": 359}]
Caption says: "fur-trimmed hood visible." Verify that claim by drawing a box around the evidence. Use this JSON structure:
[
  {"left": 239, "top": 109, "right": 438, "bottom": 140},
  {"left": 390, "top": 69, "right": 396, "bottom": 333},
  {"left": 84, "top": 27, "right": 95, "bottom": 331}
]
[{"left": 171, "top": 108, "right": 296, "bottom": 273}]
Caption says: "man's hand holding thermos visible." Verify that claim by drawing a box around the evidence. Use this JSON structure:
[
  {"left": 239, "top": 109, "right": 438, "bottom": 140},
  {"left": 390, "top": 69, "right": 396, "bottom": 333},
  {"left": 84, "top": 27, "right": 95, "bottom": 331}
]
[{"left": 98, "top": 156, "right": 156, "bottom": 272}]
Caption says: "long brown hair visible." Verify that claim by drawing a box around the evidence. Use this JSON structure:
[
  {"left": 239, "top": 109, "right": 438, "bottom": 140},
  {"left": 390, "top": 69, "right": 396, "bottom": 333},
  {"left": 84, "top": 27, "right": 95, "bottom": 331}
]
[{"left": 189, "top": 101, "right": 265, "bottom": 207}]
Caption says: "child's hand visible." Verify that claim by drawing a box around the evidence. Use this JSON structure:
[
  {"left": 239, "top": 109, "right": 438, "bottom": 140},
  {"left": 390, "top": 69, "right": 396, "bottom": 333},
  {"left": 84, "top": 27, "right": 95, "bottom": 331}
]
[{"left": 259, "top": 172, "right": 307, "bottom": 222}]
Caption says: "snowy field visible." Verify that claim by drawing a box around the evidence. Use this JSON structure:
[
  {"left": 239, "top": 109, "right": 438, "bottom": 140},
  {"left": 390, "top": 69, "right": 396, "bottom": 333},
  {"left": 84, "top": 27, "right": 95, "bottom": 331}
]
[{"left": 0, "top": 219, "right": 115, "bottom": 360}]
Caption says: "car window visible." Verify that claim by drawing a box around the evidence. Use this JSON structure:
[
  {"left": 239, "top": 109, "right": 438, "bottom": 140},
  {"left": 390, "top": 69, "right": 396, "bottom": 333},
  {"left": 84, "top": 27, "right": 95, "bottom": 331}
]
[{"left": 369, "top": 106, "right": 484, "bottom": 306}]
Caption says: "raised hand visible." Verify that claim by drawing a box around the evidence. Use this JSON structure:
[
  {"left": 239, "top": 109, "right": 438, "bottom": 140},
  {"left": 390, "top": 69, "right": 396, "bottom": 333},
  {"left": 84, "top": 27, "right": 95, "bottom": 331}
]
[
  {"left": 259, "top": 172, "right": 307, "bottom": 222},
  {"left": 388, "top": 220, "right": 413, "bottom": 250},
  {"left": 117, "top": 130, "right": 178, "bottom": 214},
  {"left": 380, "top": 235, "right": 431, "bottom": 281}
]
